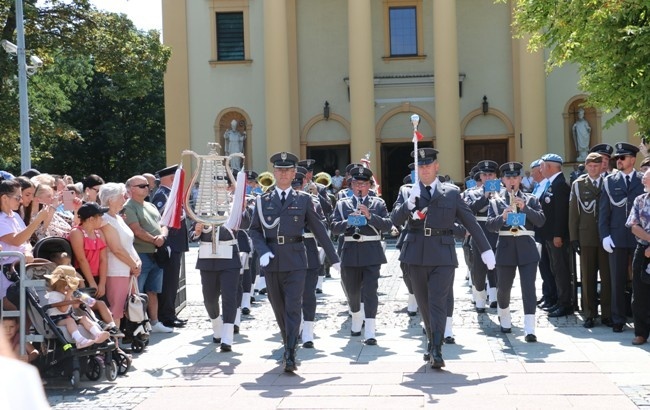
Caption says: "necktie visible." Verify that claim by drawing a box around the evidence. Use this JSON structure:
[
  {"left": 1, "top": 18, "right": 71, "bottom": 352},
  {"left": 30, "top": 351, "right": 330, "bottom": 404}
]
[
  {"left": 281, "top": 191, "right": 286, "bottom": 205},
  {"left": 591, "top": 179, "right": 597, "bottom": 189},
  {"left": 426, "top": 186, "right": 432, "bottom": 195},
  {"left": 626, "top": 175, "right": 631, "bottom": 189}
]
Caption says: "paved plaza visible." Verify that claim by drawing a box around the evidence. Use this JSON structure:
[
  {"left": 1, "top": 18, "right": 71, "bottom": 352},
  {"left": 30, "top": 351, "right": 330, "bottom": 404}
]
[{"left": 45, "top": 243, "right": 650, "bottom": 409}]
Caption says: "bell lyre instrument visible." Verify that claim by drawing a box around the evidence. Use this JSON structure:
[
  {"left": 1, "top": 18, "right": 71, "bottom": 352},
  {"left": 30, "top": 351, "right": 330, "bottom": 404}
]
[{"left": 509, "top": 185, "right": 519, "bottom": 234}]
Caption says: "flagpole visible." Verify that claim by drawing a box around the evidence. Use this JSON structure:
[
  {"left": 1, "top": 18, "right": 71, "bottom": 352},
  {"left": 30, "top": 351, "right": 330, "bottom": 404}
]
[{"left": 410, "top": 114, "right": 420, "bottom": 185}]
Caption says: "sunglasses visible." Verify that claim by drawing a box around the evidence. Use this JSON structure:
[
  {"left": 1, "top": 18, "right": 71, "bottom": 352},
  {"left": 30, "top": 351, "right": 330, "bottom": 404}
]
[{"left": 133, "top": 184, "right": 149, "bottom": 189}]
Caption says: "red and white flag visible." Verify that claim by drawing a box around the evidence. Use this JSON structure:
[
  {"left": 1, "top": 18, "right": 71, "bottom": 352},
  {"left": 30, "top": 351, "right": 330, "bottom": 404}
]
[
  {"left": 160, "top": 165, "right": 185, "bottom": 229},
  {"left": 412, "top": 130, "right": 424, "bottom": 143}
]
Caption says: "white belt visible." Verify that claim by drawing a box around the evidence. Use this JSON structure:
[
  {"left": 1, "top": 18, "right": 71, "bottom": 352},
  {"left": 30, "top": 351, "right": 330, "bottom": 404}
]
[
  {"left": 344, "top": 235, "right": 382, "bottom": 242},
  {"left": 498, "top": 229, "right": 535, "bottom": 237},
  {"left": 303, "top": 233, "right": 315, "bottom": 239},
  {"left": 200, "top": 240, "right": 237, "bottom": 246},
  {"left": 475, "top": 216, "right": 488, "bottom": 222}
]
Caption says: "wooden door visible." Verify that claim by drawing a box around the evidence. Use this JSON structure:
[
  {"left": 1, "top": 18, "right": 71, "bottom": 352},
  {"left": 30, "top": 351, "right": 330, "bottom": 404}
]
[{"left": 464, "top": 140, "right": 508, "bottom": 176}]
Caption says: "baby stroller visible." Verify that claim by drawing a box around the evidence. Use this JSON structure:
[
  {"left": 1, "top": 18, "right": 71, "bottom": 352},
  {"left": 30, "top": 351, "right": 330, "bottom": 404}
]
[
  {"left": 120, "top": 276, "right": 151, "bottom": 353},
  {"left": 30, "top": 237, "right": 130, "bottom": 385}
]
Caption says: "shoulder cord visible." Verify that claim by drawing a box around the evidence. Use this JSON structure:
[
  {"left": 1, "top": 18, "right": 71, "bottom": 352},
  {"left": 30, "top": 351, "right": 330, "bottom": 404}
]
[
  {"left": 256, "top": 195, "right": 281, "bottom": 242},
  {"left": 603, "top": 178, "right": 627, "bottom": 208},
  {"left": 572, "top": 181, "right": 596, "bottom": 215}
]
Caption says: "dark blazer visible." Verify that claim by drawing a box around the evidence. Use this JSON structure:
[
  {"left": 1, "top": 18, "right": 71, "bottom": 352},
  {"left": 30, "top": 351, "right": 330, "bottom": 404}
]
[
  {"left": 539, "top": 173, "right": 569, "bottom": 240},
  {"left": 569, "top": 175, "right": 602, "bottom": 247},
  {"left": 391, "top": 181, "right": 491, "bottom": 267},
  {"left": 151, "top": 185, "right": 189, "bottom": 252},
  {"left": 463, "top": 186, "right": 504, "bottom": 249},
  {"left": 330, "top": 194, "right": 392, "bottom": 267},
  {"left": 599, "top": 169, "right": 644, "bottom": 248},
  {"left": 486, "top": 191, "right": 546, "bottom": 266},
  {"left": 249, "top": 188, "right": 339, "bottom": 272},
  {"left": 304, "top": 196, "right": 327, "bottom": 269}
]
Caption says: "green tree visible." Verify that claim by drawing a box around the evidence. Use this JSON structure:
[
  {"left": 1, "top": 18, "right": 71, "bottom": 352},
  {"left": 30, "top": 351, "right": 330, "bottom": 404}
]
[
  {"left": 504, "top": 0, "right": 650, "bottom": 135},
  {"left": 0, "top": 0, "right": 170, "bottom": 177}
]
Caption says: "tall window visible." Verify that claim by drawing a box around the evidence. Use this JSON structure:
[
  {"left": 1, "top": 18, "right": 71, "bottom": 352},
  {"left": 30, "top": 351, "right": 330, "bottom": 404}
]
[
  {"left": 216, "top": 12, "right": 245, "bottom": 61},
  {"left": 389, "top": 7, "right": 417, "bottom": 56}
]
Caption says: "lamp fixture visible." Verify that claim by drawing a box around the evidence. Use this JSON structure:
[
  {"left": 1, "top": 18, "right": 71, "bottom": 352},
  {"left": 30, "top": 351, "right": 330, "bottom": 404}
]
[
  {"left": 323, "top": 101, "right": 330, "bottom": 120},
  {"left": 482, "top": 95, "right": 489, "bottom": 115}
]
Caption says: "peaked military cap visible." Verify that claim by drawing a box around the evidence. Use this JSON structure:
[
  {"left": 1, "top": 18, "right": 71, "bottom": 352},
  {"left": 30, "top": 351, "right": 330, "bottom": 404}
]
[
  {"left": 349, "top": 165, "right": 373, "bottom": 181},
  {"left": 499, "top": 162, "right": 524, "bottom": 177},
  {"left": 345, "top": 163, "right": 364, "bottom": 174},
  {"left": 156, "top": 164, "right": 178, "bottom": 178},
  {"left": 246, "top": 170, "right": 258, "bottom": 180},
  {"left": 541, "top": 153, "right": 563, "bottom": 164},
  {"left": 613, "top": 142, "right": 639, "bottom": 158},
  {"left": 269, "top": 151, "right": 299, "bottom": 168},
  {"left": 589, "top": 143, "right": 614, "bottom": 157},
  {"left": 297, "top": 159, "right": 316, "bottom": 171},
  {"left": 410, "top": 147, "right": 439, "bottom": 165},
  {"left": 477, "top": 160, "right": 499, "bottom": 174}
]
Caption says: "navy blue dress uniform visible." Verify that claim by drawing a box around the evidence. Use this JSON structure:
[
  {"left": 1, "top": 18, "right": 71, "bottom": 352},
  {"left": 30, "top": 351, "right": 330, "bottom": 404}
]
[
  {"left": 292, "top": 166, "right": 327, "bottom": 348},
  {"left": 538, "top": 153, "right": 573, "bottom": 317},
  {"left": 395, "top": 175, "right": 418, "bottom": 316},
  {"left": 599, "top": 142, "right": 644, "bottom": 331},
  {"left": 568, "top": 153, "right": 612, "bottom": 327},
  {"left": 331, "top": 165, "right": 393, "bottom": 345},
  {"left": 193, "top": 224, "right": 242, "bottom": 351},
  {"left": 486, "top": 162, "right": 546, "bottom": 342},
  {"left": 463, "top": 160, "right": 501, "bottom": 312},
  {"left": 391, "top": 148, "right": 494, "bottom": 368},
  {"left": 298, "top": 159, "right": 333, "bottom": 217},
  {"left": 249, "top": 152, "right": 340, "bottom": 372},
  {"left": 152, "top": 164, "right": 190, "bottom": 329}
]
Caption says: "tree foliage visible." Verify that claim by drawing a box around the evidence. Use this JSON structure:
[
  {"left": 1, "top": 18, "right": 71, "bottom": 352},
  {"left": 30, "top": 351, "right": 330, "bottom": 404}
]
[
  {"left": 504, "top": 0, "right": 650, "bottom": 135},
  {"left": 0, "top": 0, "right": 170, "bottom": 178}
]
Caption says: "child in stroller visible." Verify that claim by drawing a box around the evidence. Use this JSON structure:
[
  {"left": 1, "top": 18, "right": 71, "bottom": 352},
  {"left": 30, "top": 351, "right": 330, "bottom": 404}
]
[{"left": 44, "top": 265, "right": 110, "bottom": 349}]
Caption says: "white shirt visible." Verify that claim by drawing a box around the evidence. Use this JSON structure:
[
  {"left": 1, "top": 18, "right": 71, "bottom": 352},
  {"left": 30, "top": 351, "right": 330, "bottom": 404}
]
[
  {"left": 274, "top": 187, "right": 293, "bottom": 200},
  {"left": 0, "top": 211, "right": 30, "bottom": 266},
  {"left": 102, "top": 213, "right": 138, "bottom": 277}
]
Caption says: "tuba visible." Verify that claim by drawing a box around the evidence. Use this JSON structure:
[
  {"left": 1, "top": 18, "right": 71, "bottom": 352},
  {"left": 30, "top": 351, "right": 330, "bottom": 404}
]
[
  {"left": 257, "top": 171, "right": 276, "bottom": 192},
  {"left": 182, "top": 142, "right": 244, "bottom": 226},
  {"left": 314, "top": 171, "right": 332, "bottom": 188}
]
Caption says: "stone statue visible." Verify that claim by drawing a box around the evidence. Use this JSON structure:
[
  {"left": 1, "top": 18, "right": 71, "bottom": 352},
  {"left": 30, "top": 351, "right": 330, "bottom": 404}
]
[
  {"left": 224, "top": 119, "right": 246, "bottom": 170},
  {"left": 572, "top": 108, "right": 591, "bottom": 162}
]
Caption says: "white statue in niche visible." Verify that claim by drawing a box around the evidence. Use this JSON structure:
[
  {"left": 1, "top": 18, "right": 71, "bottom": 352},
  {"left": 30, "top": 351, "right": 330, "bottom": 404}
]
[
  {"left": 224, "top": 119, "right": 246, "bottom": 170},
  {"left": 572, "top": 108, "right": 591, "bottom": 162}
]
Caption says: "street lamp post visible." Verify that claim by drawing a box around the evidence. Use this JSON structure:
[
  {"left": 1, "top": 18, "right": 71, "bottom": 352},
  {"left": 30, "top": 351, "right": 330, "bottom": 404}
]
[{"left": 15, "top": 0, "right": 31, "bottom": 173}]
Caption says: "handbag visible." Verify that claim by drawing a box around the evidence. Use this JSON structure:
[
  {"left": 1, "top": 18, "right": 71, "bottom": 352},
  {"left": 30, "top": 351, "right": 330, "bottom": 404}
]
[
  {"left": 125, "top": 276, "right": 148, "bottom": 323},
  {"left": 153, "top": 245, "right": 171, "bottom": 268}
]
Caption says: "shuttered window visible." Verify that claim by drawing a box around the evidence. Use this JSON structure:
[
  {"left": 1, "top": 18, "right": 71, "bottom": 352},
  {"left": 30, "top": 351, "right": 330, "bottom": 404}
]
[{"left": 216, "top": 12, "right": 245, "bottom": 61}]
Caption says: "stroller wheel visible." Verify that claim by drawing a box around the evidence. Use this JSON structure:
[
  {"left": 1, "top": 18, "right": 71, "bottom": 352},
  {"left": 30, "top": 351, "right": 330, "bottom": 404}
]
[
  {"left": 117, "top": 352, "right": 132, "bottom": 375},
  {"left": 106, "top": 359, "right": 118, "bottom": 381},
  {"left": 71, "top": 369, "right": 80, "bottom": 387},
  {"left": 85, "top": 356, "right": 105, "bottom": 381},
  {"left": 132, "top": 339, "right": 145, "bottom": 353}
]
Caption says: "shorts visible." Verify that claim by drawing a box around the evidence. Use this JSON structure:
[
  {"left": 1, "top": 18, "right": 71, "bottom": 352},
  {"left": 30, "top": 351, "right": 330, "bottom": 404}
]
[
  {"left": 106, "top": 276, "right": 130, "bottom": 320},
  {"left": 137, "top": 253, "right": 163, "bottom": 294}
]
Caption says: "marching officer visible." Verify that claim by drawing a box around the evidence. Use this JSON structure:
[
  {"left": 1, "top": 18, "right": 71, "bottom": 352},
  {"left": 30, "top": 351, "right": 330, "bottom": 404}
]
[
  {"left": 569, "top": 152, "right": 612, "bottom": 328},
  {"left": 486, "top": 162, "right": 546, "bottom": 342},
  {"left": 599, "top": 142, "right": 643, "bottom": 333},
  {"left": 249, "top": 152, "right": 340, "bottom": 372},
  {"left": 395, "top": 174, "right": 418, "bottom": 316},
  {"left": 391, "top": 148, "right": 495, "bottom": 369},
  {"left": 331, "top": 165, "right": 393, "bottom": 345},
  {"left": 464, "top": 160, "right": 501, "bottom": 312}
]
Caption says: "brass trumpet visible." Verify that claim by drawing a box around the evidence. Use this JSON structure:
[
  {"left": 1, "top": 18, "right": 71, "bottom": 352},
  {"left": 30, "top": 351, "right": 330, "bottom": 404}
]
[
  {"left": 257, "top": 171, "right": 275, "bottom": 192},
  {"left": 314, "top": 171, "right": 332, "bottom": 188}
]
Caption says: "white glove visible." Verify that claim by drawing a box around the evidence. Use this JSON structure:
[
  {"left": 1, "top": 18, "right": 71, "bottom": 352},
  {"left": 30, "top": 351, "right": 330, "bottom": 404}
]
[
  {"left": 602, "top": 236, "right": 615, "bottom": 254},
  {"left": 331, "top": 262, "right": 341, "bottom": 272},
  {"left": 481, "top": 250, "right": 496, "bottom": 270},
  {"left": 407, "top": 183, "right": 421, "bottom": 210},
  {"left": 259, "top": 252, "right": 275, "bottom": 267}
]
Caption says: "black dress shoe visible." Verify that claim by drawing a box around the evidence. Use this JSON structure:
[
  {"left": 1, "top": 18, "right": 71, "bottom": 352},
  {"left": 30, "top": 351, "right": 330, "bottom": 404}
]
[
  {"left": 500, "top": 326, "right": 511, "bottom": 334},
  {"left": 220, "top": 343, "right": 232, "bottom": 352},
  {"left": 259, "top": 288, "right": 267, "bottom": 295},
  {"left": 364, "top": 338, "right": 377, "bottom": 345},
  {"left": 489, "top": 301, "right": 498, "bottom": 309},
  {"left": 536, "top": 297, "right": 545, "bottom": 306},
  {"left": 213, "top": 337, "right": 221, "bottom": 344},
  {"left": 476, "top": 307, "right": 486, "bottom": 314},
  {"left": 444, "top": 336, "right": 455, "bottom": 344},
  {"left": 234, "top": 325, "right": 240, "bottom": 334},
  {"left": 242, "top": 307, "right": 251, "bottom": 315},
  {"left": 612, "top": 323, "right": 624, "bottom": 333},
  {"left": 302, "top": 341, "right": 314, "bottom": 348},
  {"left": 525, "top": 334, "right": 537, "bottom": 343},
  {"left": 601, "top": 318, "right": 613, "bottom": 327},
  {"left": 351, "top": 330, "right": 361, "bottom": 337},
  {"left": 325, "top": 271, "right": 331, "bottom": 278},
  {"left": 315, "top": 288, "right": 323, "bottom": 294},
  {"left": 407, "top": 310, "right": 417, "bottom": 317},
  {"left": 542, "top": 302, "right": 558, "bottom": 312},
  {"left": 583, "top": 318, "right": 595, "bottom": 328},
  {"left": 423, "top": 352, "right": 430, "bottom": 361},
  {"left": 548, "top": 306, "right": 573, "bottom": 318},
  {"left": 174, "top": 317, "right": 188, "bottom": 324},
  {"left": 162, "top": 319, "right": 186, "bottom": 328}
]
